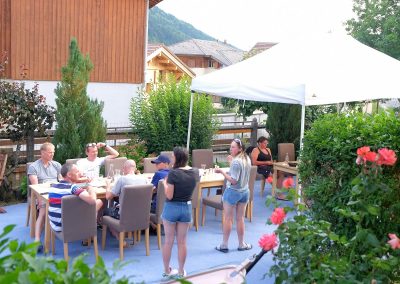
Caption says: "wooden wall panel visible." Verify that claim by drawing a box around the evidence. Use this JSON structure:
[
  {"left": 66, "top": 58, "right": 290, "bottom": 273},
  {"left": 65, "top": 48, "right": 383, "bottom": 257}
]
[
  {"left": 0, "top": 0, "right": 11, "bottom": 78},
  {"left": 8, "top": 0, "right": 147, "bottom": 83}
]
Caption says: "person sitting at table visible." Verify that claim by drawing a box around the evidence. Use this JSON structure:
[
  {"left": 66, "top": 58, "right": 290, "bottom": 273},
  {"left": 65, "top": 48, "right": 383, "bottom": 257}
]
[
  {"left": 28, "top": 142, "right": 62, "bottom": 253},
  {"left": 48, "top": 163, "right": 103, "bottom": 233},
  {"left": 104, "top": 160, "right": 148, "bottom": 242},
  {"left": 77, "top": 142, "right": 119, "bottom": 180},
  {"left": 150, "top": 154, "right": 171, "bottom": 213},
  {"left": 250, "top": 136, "right": 273, "bottom": 178}
]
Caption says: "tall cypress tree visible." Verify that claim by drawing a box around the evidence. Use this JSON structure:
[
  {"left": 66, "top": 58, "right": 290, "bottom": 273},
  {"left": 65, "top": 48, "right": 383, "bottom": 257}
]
[{"left": 53, "top": 38, "right": 106, "bottom": 164}]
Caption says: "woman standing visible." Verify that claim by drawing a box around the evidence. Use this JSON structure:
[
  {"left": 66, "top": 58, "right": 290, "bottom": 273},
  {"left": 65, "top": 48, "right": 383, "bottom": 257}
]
[
  {"left": 161, "top": 147, "right": 199, "bottom": 279},
  {"left": 215, "top": 138, "right": 252, "bottom": 253},
  {"left": 251, "top": 136, "right": 273, "bottom": 178}
]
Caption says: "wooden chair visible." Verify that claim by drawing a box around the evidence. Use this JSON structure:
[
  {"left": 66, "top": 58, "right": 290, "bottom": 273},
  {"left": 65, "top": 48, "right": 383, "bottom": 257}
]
[
  {"left": 102, "top": 184, "right": 153, "bottom": 260},
  {"left": 0, "top": 153, "right": 7, "bottom": 186},
  {"left": 25, "top": 162, "right": 33, "bottom": 226},
  {"left": 143, "top": 157, "right": 157, "bottom": 173},
  {"left": 104, "top": 157, "right": 128, "bottom": 177},
  {"left": 150, "top": 180, "right": 166, "bottom": 249},
  {"left": 50, "top": 195, "right": 98, "bottom": 262},
  {"left": 201, "top": 180, "right": 226, "bottom": 227},
  {"left": 245, "top": 166, "right": 258, "bottom": 222}
]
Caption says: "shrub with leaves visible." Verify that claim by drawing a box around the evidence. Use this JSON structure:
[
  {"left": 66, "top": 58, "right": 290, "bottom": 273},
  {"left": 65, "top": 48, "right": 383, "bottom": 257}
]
[
  {"left": 117, "top": 136, "right": 148, "bottom": 171},
  {"left": 130, "top": 76, "right": 218, "bottom": 154}
]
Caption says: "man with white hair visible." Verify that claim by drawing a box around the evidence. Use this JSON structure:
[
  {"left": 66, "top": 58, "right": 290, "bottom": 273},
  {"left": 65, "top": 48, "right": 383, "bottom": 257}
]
[{"left": 104, "top": 159, "right": 148, "bottom": 241}]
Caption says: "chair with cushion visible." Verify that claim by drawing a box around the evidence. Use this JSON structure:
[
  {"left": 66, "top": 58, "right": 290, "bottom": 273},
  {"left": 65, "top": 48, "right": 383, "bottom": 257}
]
[
  {"left": 143, "top": 157, "right": 157, "bottom": 173},
  {"left": 65, "top": 158, "right": 81, "bottom": 165},
  {"left": 277, "top": 143, "right": 295, "bottom": 162},
  {"left": 191, "top": 182, "right": 201, "bottom": 231},
  {"left": 50, "top": 195, "right": 98, "bottom": 262},
  {"left": 191, "top": 149, "right": 213, "bottom": 169},
  {"left": 25, "top": 162, "right": 33, "bottom": 226},
  {"left": 105, "top": 157, "right": 128, "bottom": 177},
  {"left": 201, "top": 180, "right": 227, "bottom": 227},
  {"left": 150, "top": 180, "right": 166, "bottom": 249},
  {"left": 102, "top": 184, "right": 153, "bottom": 260},
  {"left": 245, "top": 166, "right": 258, "bottom": 222}
]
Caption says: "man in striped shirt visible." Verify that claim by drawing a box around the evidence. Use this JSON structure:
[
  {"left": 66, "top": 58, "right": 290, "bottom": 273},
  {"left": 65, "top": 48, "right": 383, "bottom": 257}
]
[{"left": 48, "top": 163, "right": 103, "bottom": 232}]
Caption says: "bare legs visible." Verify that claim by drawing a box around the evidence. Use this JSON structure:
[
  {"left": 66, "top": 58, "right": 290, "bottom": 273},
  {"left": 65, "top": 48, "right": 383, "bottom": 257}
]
[
  {"left": 34, "top": 199, "right": 45, "bottom": 242},
  {"left": 221, "top": 201, "right": 248, "bottom": 248},
  {"left": 162, "top": 220, "right": 189, "bottom": 275}
]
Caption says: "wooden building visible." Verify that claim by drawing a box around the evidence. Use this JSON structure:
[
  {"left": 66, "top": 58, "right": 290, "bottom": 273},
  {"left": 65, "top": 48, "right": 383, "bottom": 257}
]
[
  {"left": 0, "top": 0, "right": 163, "bottom": 126},
  {"left": 146, "top": 43, "right": 195, "bottom": 92}
]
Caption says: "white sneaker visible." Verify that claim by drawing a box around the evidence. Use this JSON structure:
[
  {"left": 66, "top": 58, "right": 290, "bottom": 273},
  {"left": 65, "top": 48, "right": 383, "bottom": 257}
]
[
  {"left": 175, "top": 270, "right": 187, "bottom": 279},
  {"left": 162, "top": 267, "right": 178, "bottom": 279}
]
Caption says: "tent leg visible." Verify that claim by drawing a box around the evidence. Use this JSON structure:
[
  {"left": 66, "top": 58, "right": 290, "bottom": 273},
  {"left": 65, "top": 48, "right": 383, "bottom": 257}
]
[{"left": 186, "top": 92, "right": 194, "bottom": 151}]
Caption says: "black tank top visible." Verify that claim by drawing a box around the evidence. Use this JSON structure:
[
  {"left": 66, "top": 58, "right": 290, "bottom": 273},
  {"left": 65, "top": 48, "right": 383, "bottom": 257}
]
[{"left": 257, "top": 147, "right": 272, "bottom": 162}]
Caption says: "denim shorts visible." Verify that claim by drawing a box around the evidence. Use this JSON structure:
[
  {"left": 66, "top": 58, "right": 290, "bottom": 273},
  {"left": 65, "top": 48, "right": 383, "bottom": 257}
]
[
  {"left": 222, "top": 188, "right": 249, "bottom": 205},
  {"left": 161, "top": 201, "right": 192, "bottom": 224}
]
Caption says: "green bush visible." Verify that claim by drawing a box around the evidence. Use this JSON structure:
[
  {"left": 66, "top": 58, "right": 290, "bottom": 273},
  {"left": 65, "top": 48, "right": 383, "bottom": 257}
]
[
  {"left": 130, "top": 76, "right": 218, "bottom": 154},
  {"left": 0, "top": 225, "right": 132, "bottom": 283},
  {"left": 117, "top": 136, "right": 149, "bottom": 171},
  {"left": 300, "top": 111, "right": 400, "bottom": 237}
]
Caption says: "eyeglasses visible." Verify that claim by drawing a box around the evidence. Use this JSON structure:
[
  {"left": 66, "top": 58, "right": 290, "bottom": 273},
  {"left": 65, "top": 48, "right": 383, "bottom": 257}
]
[
  {"left": 233, "top": 138, "right": 242, "bottom": 147},
  {"left": 86, "top": 143, "right": 97, "bottom": 148}
]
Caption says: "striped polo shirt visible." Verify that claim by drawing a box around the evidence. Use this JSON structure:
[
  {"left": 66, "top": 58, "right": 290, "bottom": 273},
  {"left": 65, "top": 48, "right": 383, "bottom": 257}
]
[{"left": 48, "top": 181, "right": 85, "bottom": 232}]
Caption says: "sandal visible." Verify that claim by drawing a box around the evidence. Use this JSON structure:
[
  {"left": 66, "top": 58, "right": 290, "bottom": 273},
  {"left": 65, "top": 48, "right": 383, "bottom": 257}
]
[
  {"left": 238, "top": 242, "right": 252, "bottom": 251},
  {"left": 162, "top": 267, "right": 178, "bottom": 279},
  {"left": 215, "top": 244, "right": 229, "bottom": 253},
  {"left": 276, "top": 194, "right": 289, "bottom": 201}
]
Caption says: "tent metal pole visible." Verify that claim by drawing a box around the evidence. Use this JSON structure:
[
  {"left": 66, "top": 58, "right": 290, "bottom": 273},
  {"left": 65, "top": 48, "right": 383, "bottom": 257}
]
[
  {"left": 186, "top": 91, "right": 194, "bottom": 151},
  {"left": 300, "top": 104, "right": 305, "bottom": 150}
]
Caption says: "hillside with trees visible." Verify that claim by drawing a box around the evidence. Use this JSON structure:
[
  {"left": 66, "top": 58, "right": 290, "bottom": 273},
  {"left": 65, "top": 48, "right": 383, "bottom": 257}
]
[{"left": 148, "top": 7, "right": 215, "bottom": 45}]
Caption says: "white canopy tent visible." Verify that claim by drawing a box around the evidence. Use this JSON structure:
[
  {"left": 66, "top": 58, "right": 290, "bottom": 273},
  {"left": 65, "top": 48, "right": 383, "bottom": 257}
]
[{"left": 187, "top": 33, "right": 400, "bottom": 149}]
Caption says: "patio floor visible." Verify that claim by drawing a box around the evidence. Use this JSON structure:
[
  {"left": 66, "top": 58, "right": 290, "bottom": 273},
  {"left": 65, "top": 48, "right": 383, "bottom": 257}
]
[{"left": 0, "top": 181, "right": 288, "bottom": 283}]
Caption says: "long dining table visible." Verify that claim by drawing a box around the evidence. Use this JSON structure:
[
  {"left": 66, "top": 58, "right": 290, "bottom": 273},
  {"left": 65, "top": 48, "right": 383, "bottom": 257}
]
[{"left": 29, "top": 169, "right": 227, "bottom": 254}]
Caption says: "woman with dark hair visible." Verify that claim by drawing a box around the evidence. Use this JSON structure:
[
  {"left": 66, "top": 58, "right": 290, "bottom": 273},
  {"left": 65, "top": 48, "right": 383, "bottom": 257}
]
[
  {"left": 214, "top": 138, "right": 252, "bottom": 253},
  {"left": 161, "top": 147, "right": 199, "bottom": 279},
  {"left": 251, "top": 136, "right": 273, "bottom": 178}
]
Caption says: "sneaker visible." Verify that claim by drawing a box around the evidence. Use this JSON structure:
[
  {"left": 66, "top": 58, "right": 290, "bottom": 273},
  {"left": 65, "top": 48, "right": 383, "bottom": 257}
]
[
  {"left": 175, "top": 270, "right": 187, "bottom": 279},
  {"left": 162, "top": 267, "right": 178, "bottom": 279}
]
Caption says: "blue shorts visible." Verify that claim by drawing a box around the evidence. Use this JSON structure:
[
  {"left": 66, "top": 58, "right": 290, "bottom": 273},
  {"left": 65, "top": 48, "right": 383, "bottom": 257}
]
[
  {"left": 161, "top": 201, "right": 192, "bottom": 224},
  {"left": 222, "top": 188, "right": 249, "bottom": 205}
]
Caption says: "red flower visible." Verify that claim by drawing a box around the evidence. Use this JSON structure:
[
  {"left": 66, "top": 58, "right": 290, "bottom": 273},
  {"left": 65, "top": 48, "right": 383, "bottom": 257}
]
[
  {"left": 282, "top": 177, "right": 294, "bottom": 189},
  {"left": 388, "top": 233, "right": 400, "bottom": 249},
  {"left": 357, "top": 146, "right": 370, "bottom": 157},
  {"left": 377, "top": 148, "right": 397, "bottom": 166},
  {"left": 270, "top": 207, "right": 286, "bottom": 225},
  {"left": 364, "top": 151, "right": 377, "bottom": 163},
  {"left": 266, "top": 176, "right": 273, "bottom": 184},
  {"left": 258, "top": 233, "right": 278, "bottom": 251}
]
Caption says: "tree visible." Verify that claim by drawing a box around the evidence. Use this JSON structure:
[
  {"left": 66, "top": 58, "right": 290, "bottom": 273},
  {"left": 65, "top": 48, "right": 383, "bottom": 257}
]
[
  {"left": 53, "top": 38, "right": 106, "bottom": 164},
  {"left": 130, "top": 76, "right": 218, "bottom": 154},
  {"left": 346, "top": 0, "right": 400, "bottom": 60},
  {"left": 0, "top": 53, "right": 55, "bottom": 164}
]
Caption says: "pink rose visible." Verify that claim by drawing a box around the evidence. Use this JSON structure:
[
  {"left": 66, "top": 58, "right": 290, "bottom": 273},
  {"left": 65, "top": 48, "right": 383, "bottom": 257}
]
[
  {"left": 266, "top": 176, "right": 273, "bottom": 184},
  {"left": 364, "top": 151, "right": 377, "bottom": 163},
  {"left": 282, "top": 177, "right": 294, "bottom": 189},
  {"left": 270, "top": 207, "right": 286, "bottom": 225},
  {"left": 357, "top": 146, "right": 370, "bottom": 157},
  {"left": 377, "top": 148, "right": 397, "bottom": 166},
  {"left": 258, "top": 233, "right": 278, "bottom": 251},
  {"left": 388, "top": 233, "right": 400, "bottom": 249}
]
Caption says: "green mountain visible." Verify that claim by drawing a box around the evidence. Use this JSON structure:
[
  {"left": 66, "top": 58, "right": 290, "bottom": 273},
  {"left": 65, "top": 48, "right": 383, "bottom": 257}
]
[{"left": 148, "top": 6, "right": 215, "bottom": 45}]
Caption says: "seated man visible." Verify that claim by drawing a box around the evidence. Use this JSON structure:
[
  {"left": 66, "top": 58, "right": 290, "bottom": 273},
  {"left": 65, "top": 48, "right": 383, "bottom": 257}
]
[
  {"left": 77, "top": 142, "right": 119, "bottom": 180},
  {"left": 48, "top": 163, "right": 103, "bottom": 233},
  {"left": 104, "top": 160, "right": 148, "bottom": 241},
  {"left": 149, "top": 154, "right": 171, "bottom": 213},
  {"left": 28, "top": 142, "right": 62, "bottom": 253}
]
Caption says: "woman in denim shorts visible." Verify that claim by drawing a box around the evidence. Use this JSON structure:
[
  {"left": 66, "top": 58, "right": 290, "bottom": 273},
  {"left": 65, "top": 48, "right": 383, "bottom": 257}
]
[
  {"left": 214, "top": 138, "right": 252, "bottom": 253},
  {"left": 161, "top": 147, "right": 199, "bottom": 279}
]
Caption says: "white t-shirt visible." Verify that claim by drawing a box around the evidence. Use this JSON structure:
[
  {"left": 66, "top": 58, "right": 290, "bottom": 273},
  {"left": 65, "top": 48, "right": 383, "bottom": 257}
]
[{"left": 77, "top": 157, "right": 106, "bottom": 179}]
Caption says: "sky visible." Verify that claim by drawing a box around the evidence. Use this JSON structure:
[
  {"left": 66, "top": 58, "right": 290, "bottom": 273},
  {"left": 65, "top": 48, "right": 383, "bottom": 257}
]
[{"left": 157, "top": 0, "right": 356, "bottom": 51}]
